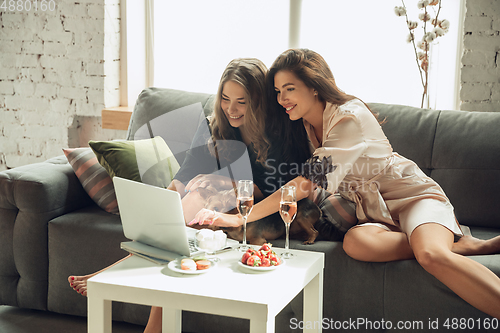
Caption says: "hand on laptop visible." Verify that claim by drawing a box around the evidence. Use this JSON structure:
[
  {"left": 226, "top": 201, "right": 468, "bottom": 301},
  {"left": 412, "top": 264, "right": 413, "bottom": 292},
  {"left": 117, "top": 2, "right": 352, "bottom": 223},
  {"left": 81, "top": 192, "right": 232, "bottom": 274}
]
[{"left": 188, "top": 209, "right": 243, "bottom": 228}]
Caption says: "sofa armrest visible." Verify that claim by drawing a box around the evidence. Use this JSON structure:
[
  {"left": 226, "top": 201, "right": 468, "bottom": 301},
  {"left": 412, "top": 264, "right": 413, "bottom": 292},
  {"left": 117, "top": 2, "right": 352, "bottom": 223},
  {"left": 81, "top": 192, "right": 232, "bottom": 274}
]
[{"left": 0, "top": 156, "right": 94, "bottom": 310}]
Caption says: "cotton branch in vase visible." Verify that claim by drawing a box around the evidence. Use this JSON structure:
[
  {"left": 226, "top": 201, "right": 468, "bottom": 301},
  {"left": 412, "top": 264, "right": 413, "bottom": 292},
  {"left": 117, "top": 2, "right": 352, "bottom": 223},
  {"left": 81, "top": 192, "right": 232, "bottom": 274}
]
[{"left": 394, "top": 0, "right": 450, "bottom": 108}]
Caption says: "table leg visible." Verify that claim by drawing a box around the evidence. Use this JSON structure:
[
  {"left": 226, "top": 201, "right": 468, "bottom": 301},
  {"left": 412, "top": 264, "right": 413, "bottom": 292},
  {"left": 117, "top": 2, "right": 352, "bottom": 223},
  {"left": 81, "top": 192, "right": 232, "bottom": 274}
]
[
  {"left": 250, "top": 315, "right": 274, "bottom": 333},
  {"left": 162, "top": 308, "right": 181, "bottom": 333},
  {"left": 88, "top": 297, "right": 112, "bottom": 333},
  {"left": 303, "top": 272, "right": 324, "bottom": 333}
]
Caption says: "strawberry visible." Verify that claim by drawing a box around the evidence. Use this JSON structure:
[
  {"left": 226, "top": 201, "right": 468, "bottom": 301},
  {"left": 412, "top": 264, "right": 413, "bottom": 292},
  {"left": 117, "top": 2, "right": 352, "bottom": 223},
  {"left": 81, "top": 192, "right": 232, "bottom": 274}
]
[
  {"left": 269, "top": 253, "right": 281, "bottom": 266},
  {"left": 260, "top": 257, "right": 271, "bottom": 267},
  {"left": 241, "top": 252, "right": 252, "bottom": 264},
  {"left": 259, "top": 243, "right": 272, "bottom": 252},
  {"left": 246, "top": 254, "right": 262, "bottom": 267}
]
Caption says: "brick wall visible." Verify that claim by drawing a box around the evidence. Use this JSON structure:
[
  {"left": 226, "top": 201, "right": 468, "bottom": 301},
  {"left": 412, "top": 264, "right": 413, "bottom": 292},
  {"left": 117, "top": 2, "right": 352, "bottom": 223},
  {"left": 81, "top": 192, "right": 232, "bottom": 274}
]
[
  {"left": 0, "top": 0, "right": 122, "bottom": 171},
  {"left": 460, "top": 0, "right": 500, "bottom": 111}
]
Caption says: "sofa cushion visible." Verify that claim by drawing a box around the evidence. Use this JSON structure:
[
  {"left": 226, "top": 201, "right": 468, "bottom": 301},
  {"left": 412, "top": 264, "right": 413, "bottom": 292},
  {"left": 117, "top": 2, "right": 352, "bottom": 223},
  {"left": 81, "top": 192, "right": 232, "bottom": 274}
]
[
  {"left": 369, "top": 103, "right": 439, "bottom": 176},
  {"left": 89, "top": 136, "right": 180, "bottom": 188},
  {"left": 430, "top": 110, "right": 500, "bottom": 228},
  {"left": 63, "top": 148, "right": 118, "bottom": 215},
  {"left": 126, "top": 87, "right": 215, "bottom": 166}
]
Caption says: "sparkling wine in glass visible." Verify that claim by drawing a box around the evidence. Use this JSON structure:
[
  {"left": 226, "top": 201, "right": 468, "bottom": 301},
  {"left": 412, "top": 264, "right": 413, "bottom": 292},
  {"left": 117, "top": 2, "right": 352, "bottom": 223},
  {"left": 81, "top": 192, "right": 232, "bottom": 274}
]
[
  {"left": 280, "top": 185, "right": 297, "bottom": 259},
  {"left": 237, "top": 180, "right": 254, "bottom": 252}
]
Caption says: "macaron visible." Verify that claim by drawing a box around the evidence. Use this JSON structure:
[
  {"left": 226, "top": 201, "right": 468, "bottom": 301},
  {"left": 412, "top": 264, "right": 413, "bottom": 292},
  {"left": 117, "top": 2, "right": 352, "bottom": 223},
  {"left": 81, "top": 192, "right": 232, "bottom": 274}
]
[
  {"left": 195, "top": 260, "right": 211, "bottom": 270},
  {"left": 181, "top": 258, "right": 197, "bottom": 271}
]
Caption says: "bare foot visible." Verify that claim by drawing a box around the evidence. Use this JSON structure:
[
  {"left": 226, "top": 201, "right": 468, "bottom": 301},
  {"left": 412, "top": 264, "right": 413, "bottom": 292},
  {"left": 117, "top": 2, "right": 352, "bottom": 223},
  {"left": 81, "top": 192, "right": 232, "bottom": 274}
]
[
  {"left": 452, "top": 235, "right": 500, "bottom": 256},
  {"left": 68, "top": 274, "right": 95, "bottom": 297},
  {"left": 67, "top": 255, "right": 132, "bottom": 297}
]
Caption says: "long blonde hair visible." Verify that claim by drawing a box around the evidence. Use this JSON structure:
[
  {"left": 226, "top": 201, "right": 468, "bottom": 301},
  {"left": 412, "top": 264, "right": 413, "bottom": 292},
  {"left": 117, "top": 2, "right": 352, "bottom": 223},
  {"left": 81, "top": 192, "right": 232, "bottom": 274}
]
[{"left": 210, "top": 58, "right": 270, "bottom": 164}]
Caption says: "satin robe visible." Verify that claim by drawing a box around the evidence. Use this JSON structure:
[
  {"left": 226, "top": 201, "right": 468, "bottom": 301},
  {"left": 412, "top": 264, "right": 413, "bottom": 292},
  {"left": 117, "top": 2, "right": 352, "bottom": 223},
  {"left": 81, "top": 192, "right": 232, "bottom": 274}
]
[{"left": 303, "top": 99, "right": 462, "bottom": 238}]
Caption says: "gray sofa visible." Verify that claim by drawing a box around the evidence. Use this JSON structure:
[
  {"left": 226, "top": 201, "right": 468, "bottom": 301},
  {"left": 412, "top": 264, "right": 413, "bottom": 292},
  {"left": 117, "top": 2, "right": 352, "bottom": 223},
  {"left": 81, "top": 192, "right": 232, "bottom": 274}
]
[{"left": 1, "top": 87, "right": 499, "bottom": 332}]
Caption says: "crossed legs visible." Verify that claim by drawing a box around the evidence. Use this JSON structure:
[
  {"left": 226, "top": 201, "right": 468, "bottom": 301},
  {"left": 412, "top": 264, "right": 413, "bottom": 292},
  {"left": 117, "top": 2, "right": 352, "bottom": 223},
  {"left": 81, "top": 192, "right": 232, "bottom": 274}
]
[{"left": 343, "top": 224, "right": 500, "bottom": 319}]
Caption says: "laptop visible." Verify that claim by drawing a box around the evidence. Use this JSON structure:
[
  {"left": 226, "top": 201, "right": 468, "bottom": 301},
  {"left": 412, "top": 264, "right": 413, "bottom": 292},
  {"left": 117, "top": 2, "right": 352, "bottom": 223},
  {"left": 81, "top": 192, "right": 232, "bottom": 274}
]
[{"left": 113, "top": 176, "right": 205, "bottom": 264}]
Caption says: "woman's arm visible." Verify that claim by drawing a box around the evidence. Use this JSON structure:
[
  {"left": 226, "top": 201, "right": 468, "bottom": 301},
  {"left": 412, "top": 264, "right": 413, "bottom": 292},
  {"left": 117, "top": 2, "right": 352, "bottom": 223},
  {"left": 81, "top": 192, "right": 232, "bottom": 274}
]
[{"left": 189, "top": 175, "right": 315, "bottom": 227}]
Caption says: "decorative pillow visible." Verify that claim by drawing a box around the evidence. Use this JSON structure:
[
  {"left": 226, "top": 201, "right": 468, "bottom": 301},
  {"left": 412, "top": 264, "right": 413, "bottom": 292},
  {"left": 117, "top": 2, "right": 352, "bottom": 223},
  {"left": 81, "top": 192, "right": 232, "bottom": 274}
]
[
  {"left": 88, "top": 136, "right": 180, "bottom": 188},
  {"left": 313, "top": 189, "right": 358, "bottom": 241},
  {"left": 63, "top": 147, "right": 119, "bottom": 214}
]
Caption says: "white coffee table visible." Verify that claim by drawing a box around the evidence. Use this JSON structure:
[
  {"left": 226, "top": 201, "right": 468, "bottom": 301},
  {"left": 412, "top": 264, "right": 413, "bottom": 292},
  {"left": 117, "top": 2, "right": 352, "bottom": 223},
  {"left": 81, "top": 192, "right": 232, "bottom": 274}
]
[{"left": 87, "top": 248, "right": 324, "bottom": 333}]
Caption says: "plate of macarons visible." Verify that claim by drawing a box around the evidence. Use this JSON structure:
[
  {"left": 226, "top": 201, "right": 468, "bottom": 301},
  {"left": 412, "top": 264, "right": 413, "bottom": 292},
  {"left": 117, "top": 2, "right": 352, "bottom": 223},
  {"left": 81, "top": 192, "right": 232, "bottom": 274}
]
[{"left": 168, "top": 256, "right": 216, "bottom": 275}]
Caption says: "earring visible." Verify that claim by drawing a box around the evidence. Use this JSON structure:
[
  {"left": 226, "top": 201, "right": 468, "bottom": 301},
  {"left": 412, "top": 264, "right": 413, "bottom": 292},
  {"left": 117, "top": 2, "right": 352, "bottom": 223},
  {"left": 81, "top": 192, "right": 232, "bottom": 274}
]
[{"left": 314, "top": 92, "right": 318, "bottom": 96}]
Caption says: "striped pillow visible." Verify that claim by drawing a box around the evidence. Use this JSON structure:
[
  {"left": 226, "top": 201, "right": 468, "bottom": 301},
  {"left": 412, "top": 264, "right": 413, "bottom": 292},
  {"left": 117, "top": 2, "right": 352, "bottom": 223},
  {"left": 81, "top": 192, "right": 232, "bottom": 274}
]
[
  {"left": 312, "top": 188, "right": 358, "bottom": 241},
  {"left": 63, "top": 147, "right": 119, "bottom": 214}
]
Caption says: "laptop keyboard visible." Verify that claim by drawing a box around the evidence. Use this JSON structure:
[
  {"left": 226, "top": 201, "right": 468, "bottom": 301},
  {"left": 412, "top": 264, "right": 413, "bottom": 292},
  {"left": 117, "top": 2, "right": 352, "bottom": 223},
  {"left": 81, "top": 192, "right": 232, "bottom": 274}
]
[{"left": 188, "top": 238, "right": 197, "bottom": 253}]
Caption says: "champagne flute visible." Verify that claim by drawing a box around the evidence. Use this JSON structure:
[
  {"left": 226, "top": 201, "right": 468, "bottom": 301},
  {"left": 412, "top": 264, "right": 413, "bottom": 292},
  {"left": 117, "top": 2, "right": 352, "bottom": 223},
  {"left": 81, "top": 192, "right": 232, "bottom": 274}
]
[
  {"left": 236, "top": 180, "right": 254, "bottom": 252},
  {"left": 280, "top": 185, "right": 297, "bottom": 259}
]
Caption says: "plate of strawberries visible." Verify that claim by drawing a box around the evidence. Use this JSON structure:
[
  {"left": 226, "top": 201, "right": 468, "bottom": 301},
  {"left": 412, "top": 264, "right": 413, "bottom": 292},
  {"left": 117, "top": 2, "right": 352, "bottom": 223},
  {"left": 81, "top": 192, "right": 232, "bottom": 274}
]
[{"left": 238, "top": 243, "right": 284, "bottom": 272}]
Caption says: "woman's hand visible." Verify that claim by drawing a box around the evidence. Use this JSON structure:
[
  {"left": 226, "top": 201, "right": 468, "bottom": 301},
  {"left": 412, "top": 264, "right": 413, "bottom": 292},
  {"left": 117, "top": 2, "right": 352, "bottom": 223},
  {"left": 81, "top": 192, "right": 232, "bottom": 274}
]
[
  {"left": 188, "top": 209, "right": 244, "bottom": 228},
  {"left": 185, "top": 174, "right": 234, "bottom": 193}
]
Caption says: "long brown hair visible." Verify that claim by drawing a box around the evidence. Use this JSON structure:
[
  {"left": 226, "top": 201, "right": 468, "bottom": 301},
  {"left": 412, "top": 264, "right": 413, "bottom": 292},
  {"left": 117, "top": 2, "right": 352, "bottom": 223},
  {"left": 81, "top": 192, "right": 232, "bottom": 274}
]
[
  {"left": 210, "top": 58, "right": 270, "bottom": 164},
  {"left": 260, "top": 49, "right": 382, "bottom": 165},
  {"left": 268, "top": 48, "right": 356, "bottom": 108}
]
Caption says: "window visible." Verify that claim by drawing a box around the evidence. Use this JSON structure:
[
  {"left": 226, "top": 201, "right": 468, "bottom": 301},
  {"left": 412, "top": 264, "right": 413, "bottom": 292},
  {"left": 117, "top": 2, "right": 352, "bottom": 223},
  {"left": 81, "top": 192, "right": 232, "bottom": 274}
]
[
  {"left": 151, "top": 0, "right": 462, "bottom": 109},
  {"left": 154, "top": 0, "right": 290, "bottom": 94}
]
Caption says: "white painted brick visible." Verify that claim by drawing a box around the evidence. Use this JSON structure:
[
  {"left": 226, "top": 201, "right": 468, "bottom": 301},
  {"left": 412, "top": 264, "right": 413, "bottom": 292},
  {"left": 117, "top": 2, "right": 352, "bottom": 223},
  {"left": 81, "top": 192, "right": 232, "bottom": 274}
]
[
  {"left": 41, "top": 56, "right": 81, "bottom": 72},
  {"left": 462, "top": 50, "right": 495, "bottom": 66},
  {"left": 87, "top": 4, "right": 105, "bottom": 20},
  {"left": 71, "top": 71, "right": 104, "bottom": 89},
  {"left": 27, "top": 68, "right": 43, "bottom": 82},
  {"left": 464, "top": 34, "right": 500, "bottom": 52},
  {"left": 0, "top": 81, "right": 15, "bottom": 95},
  {"left": 44, "top": 41, "right": 68, "bottom": 56},
  {"left": 87, "top": 88, "right": 104, "bottom": 104},
  {"left": 86, "top": 62, "right": 104, "bottom": 75},
  {"left": 493, "top": 18, "right": 500, "bottom": 31},
  {"left": 466, "top": 0, "right": 500, "bottom": 17},
  {"left": 58, "top": 3, "right": 88, "bottom": 17},
  {"left": 1, "top": 40, "right": 22, "bottom": 54},
  {"left": 460, "top": 101, "right": 493, "bottom": 112},
  {"left": 2, "top": 13, "right": 25, "bottom": 29},
  {"left": 74, "top": 100, "right": 101, "bottom": 116},
  {"left": 464, "top": 16, "right": 493, "bottom": 32},
  {"left": 19, "top": 54, "right": 39, "bottom": 68},
  {"left": 49, "top": 98, "right": 73, "bottom": 114},
  {"left": 13, "top": 81, "right": 36, "bottom": 96},
  {"left": 43, "top": 69, "right": 73, "bottom": 86},
  {"left": 5, "top": 95, "right": 50, "bottom": 112},
  {"left": 460, "top": 83, "right": 491, "bottom": 101},
  {"left": 5, "top": 154, "right": 47, "bottom": 169},
  {"left": 491, "top": 84, "right": 500, "bottom": 101},
  {"left": 2, "top": 53, "right": 19, "bottom": 68},
  {"left": 45, "top": 17, "right": 64, "bottom": 32},
  {"left": 104, "top": 86, "right": 120, "bottom": 108},
  {"left": 21, "top": 41, "right": 44, "bottom": 54},
  {"left": 59, "top": 86, "right": 88, "bottom": 100},
  {"left": 1, "top": 110, "right": 21, "bottom": 125},
  {"left": 36, "top": 30, "right": 73, "bottom": 44},
  {"left": 461, "top": 66, "right": 499, "bottom": 83},
  {"left": 77, "top": 0, "right": 106, "bottom": 4},
  {"left": 0, "top": 68, "right": 21, "bottom": 80},
  {"left": 34, "top": 83, "right": 58, "bottom": 98}
]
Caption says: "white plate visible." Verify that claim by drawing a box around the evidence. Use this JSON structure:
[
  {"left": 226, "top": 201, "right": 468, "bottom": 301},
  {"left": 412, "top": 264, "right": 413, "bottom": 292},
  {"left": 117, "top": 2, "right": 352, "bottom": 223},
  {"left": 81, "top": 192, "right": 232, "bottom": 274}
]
[
  {"left": 237, "top": 259, "right": 285, "bottom": 273},
  {"left": 168, "top": 259, "right": 216, "bottom": 275}
]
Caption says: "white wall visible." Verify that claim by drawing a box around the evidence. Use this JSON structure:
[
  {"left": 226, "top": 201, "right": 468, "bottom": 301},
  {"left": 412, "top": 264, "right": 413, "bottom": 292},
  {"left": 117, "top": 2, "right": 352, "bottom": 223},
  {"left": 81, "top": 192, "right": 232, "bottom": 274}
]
[{"left": 0, "top": 0, "right": 123, "bottom": 171}]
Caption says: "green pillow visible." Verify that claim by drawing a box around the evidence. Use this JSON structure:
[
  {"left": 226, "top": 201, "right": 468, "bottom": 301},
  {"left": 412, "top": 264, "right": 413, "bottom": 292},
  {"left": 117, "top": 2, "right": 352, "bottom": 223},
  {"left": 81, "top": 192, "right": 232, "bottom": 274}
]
[{"left": 89, "top": 136, "right": 180, "bottom": 188}]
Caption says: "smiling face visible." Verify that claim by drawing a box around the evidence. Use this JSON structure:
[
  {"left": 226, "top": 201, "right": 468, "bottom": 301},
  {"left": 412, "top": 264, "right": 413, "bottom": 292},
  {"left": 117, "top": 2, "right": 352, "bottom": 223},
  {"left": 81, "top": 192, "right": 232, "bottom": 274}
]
[
  {"left": 274, "top": 70, "right": 318, "bottom": 121},
  {"left": 220, "top": 80, "right": 247, "bottom": 128}
]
